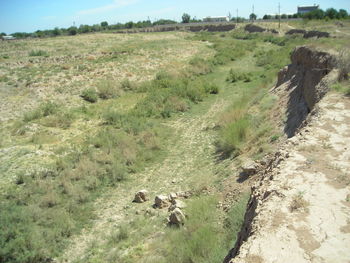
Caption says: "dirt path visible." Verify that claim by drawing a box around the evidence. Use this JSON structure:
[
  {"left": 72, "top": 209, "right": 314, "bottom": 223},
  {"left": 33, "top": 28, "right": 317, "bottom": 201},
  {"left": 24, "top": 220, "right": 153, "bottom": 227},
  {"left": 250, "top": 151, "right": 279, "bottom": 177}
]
[
  {"left": 231, "top": 93, "right": 350, "bottom": 262},
  {"left": 59, "top": 97, "right": 230, "bottom": 262}
]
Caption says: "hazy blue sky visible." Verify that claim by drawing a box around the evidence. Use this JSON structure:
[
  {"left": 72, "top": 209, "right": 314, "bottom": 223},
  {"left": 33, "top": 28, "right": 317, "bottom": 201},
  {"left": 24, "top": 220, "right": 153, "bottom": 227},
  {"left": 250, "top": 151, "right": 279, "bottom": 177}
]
[{"left": 0, "top": 0, "right": 349, "bottom": 34}]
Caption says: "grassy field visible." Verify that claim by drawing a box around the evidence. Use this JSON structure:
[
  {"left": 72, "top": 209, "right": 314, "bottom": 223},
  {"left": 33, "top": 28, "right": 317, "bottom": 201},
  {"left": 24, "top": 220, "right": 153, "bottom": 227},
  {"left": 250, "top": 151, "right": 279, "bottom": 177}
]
[{"left": 0, "top": 20, "right": 349, "bottom": 263}]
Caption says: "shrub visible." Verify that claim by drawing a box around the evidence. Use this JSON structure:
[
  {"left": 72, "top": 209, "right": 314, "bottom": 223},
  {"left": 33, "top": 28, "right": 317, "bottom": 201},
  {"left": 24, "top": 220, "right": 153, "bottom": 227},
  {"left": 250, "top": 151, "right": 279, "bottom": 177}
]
[
  {"left": 81, "top": 88, "right": 98, "bottom": 103},
  {"left": 97, "top": 79, "right": 121, "bottom": 99},
  {"left": 217, "top": 117, "right": 250, "bottom": 156},
  {"left": 120, "top": 79, "right": 136, "bottom": 91},
  {"left": 23, "top": 101, "right": 58, "bottom": 122},
  {"left": 42, "top": 112, "right": 75, "bottom": 129},
  {"left": 29, "top": 50, "right": 49, "bottom": 57},
  {"left": 189, "top": 57, "right": 212, "bottom": 75},
  {"left": 226, "top": 70, "right": 252, "bottom": 83},
  {"left": 337, "top": 49, "right": 350, "bottom": 81}
]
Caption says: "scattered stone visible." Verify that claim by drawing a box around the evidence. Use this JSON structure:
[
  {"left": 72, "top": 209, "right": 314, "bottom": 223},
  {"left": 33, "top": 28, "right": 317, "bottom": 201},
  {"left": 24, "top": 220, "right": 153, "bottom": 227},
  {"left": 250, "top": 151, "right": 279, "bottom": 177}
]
[
  {"left": 169, "top": 192, "right": 178, "bottom": 201},
  {"left": 168, "top": 199, "right": 187, "bottom": 212},
  {"left": 133, "top": 190, "right": 149, "bottom": 203},
  {"left": 242, "top": 160, "right": 258, "bottom": 175},
  {"left": 154, "top": 195, "right": 170, "bottom": 209},
  {"left": 168, "top": 208, "right": 185, "bottom": 226},
  {"left": 176, "top": 191, "right": 192, "bottom": 199}
]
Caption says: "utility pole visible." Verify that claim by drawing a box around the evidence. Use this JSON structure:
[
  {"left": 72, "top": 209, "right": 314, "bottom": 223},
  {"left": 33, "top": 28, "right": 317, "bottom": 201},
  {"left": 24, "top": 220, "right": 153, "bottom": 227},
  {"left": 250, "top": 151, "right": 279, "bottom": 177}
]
[
  {"left": 252, "top": 5, "right": 255, "bottom": 22},
  {"left": 236, "top": 9, "right": 238, "bottom": 23},
  {"left": 278, "top": 3, "right": 281, "bottom": 29}
]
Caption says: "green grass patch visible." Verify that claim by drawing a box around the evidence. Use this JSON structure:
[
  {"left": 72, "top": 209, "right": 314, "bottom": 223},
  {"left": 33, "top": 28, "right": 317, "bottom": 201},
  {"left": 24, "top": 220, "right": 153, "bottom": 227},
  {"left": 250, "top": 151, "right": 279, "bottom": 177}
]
[{"left": 28, "top": 50, "right": 49, "bottom": 57}]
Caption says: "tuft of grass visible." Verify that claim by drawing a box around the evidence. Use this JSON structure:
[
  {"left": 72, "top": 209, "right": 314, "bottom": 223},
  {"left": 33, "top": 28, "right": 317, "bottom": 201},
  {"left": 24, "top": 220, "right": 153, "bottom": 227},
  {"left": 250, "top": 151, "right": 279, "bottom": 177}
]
[
  {"left": 331, "top": 81, "right": 350, "bottom": 96},
  {"left": 290, "top": 192, "right": 309, "bottom": 212},
  {"left": 81, "top": 88, "right": 98, "bottom": 103},
  {"left": 28, "top": 50, "right": 49, "bottom": 57},
  {"left": 337, "top": 49, "right": 350, "bottom": 81},
  {"left": 217, "top": 117, "right": 250, "bottom": 157},
  {"left": 120, "top": 79, "right": 137, "bottom": 91},
  {"left": 226, "top": 70, "right": 253, "bottom": 83},
  {"left": 97, "top": 79, "right": 121, "bottom": 99},
  {"left": 23, "top": 101, "right": 59, "bottom": 122}
]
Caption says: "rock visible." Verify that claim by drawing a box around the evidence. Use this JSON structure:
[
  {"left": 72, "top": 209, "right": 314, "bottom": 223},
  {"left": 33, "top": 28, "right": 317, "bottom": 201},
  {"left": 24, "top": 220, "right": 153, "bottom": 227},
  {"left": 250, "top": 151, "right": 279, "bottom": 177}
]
[
  {"left": 169, "top": 192, "right": 177, "bottom": 201},
  {"left": 168, "top": 208, "right": 185, "bottom": 226},
  {"left": 176, "top": 191, "right": 192, "bottom": 199},
  {"left": 168, "top": 199, "right": 187, "bottom": 212},
  {"left": 242, "top": 160, "right": 258, "bottom": 175},
  {"left": 133, "top": 190, "right": 149, "bottom": 203},
  {"left": 154, "top": 195, "right": 169, "bottom": 208}
]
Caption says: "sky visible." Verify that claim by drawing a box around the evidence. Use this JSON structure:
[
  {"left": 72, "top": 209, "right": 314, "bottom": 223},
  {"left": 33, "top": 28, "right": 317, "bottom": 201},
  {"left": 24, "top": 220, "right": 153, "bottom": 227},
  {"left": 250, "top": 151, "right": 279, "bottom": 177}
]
[{"left": 0, "top": 0, "right": 349, "bottom": 34}]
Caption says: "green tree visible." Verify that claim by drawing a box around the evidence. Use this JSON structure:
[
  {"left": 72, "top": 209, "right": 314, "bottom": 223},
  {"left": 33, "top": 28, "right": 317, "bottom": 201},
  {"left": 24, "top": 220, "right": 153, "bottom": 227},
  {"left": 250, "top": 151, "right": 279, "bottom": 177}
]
[
  {"left": 52, "top": 27, "right": 61, "bottom": 36},
  {"left": 79, "top": 24, "right": 91, "bottom": 33},
  {"left": 303, "top": 9, "right": 325, "bottom": 19},
  {"left": 68, "top": 26, "right": 78, "bottom": 35},
  {"left": 125, "top": 21, "right": 134, "bottom": 29},
  {"left": 249, "top": 13, "right": 257, "bottom": 20},
  {"left": 101, "top": 21, "right": 108, "bottom": 28},
  {"left": 325, "top": 8, "right": 338, "bottom": 19},
  {"left": 281, "top": 14, "right": 287, "bottom": 19},
  {"left": 182, "top": 13, "right": 191, "bottom": 23},
  {"left": 1, "top": 32, "right": 7, "bottom": 36},
  {"left": 338, "top": 9, "right": 348, "bottom": 19}
]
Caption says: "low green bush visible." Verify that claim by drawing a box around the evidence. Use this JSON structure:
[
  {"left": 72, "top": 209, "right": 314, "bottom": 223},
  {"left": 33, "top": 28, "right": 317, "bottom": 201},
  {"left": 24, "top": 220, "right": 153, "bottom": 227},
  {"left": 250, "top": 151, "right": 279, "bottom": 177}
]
[
  {"left": 120, "top": 79, "right": 136, "bottom": 91},
  {"left": 81, "top": 88, "right": 98, "bottom": 103},
  {"left": 28, "top": 50, "right": 49, "bottom": 57},
  {"left": 23, "top": 101, "right": 58, "bottom": 122},
  {"left": 226, "top": 70, "right": 253, "bottom": 83},
  {"left": 217, "top": 117, "right": 250, "bottom": 157},
  {"left": 97, "top": 79, "right": 120, "bottom": 99},
  {"left": 189, "top": 57, "right": 212, "bottom": 75}
]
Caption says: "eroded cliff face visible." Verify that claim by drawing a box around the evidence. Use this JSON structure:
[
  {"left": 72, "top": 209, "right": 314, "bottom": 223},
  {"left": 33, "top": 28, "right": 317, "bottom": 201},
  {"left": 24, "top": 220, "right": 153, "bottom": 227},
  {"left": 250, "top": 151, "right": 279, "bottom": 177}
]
[
  {"left": 275, "top": 46, "right": 337, "bottom": 137},
  {"left": 224, "top": 47, "right": 346, "bottom": 263}
]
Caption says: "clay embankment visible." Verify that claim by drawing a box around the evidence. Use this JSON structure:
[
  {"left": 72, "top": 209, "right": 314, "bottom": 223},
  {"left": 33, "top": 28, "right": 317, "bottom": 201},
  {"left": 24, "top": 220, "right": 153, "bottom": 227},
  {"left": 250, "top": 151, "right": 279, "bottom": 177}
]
[{"left": 224, "top": 46, "right": 350, "bottom": 263}]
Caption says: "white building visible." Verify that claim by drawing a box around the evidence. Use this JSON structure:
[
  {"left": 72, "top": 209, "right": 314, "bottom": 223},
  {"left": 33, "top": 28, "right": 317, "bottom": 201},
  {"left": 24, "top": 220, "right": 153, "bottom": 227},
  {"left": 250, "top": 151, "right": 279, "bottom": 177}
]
[
  {"left": 1, "top": 35, "right": 16, "bottom": 40},
  {"left": 203, "top": 16, "right": 230, "bottom": 22},
  {"left": 297, "top": 5, "right": 319, "bottom": 14}
]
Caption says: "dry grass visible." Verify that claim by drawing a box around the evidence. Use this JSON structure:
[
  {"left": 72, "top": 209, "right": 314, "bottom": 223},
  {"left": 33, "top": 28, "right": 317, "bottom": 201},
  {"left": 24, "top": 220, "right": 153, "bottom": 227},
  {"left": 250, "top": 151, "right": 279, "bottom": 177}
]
[{"left": 290, "top": 192, "right": 310, "bottom": 212}]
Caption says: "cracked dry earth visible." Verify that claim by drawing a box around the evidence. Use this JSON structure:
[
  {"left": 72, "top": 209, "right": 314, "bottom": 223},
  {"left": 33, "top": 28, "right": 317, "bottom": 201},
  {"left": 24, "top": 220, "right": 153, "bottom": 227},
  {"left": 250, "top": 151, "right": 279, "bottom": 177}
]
[{"left": 232, "top": 92, "right": 350, "bottom": 263}]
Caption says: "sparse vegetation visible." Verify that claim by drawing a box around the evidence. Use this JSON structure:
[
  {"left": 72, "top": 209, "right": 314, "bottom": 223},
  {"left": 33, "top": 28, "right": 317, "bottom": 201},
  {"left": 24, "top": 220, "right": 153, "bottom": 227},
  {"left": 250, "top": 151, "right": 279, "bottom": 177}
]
[{"left": 1, "top": 19, "right": 350, "bottom": 263}]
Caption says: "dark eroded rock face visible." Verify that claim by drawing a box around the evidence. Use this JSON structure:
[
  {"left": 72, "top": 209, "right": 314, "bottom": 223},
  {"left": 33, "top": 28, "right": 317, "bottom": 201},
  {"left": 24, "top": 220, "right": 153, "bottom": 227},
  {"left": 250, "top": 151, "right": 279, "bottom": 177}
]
[
  {"left": 276, "top": 46, "right": 336, "bottom": 137},
  {"left": 286, "top": 29, "right": 330, "bottom": 39},
  {"left": 244, "top": 24, "right": 266, "bottom": 33},
  {"left": 188, "top": 24, "right": 236, "bottom": 32}
]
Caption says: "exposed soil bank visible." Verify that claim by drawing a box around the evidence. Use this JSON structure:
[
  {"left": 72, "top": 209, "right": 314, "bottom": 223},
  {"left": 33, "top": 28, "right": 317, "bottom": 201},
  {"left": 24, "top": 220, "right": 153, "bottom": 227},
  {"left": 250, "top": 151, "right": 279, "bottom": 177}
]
[{"left": 224, "top": 47, "right": 350, "bottom": 263}]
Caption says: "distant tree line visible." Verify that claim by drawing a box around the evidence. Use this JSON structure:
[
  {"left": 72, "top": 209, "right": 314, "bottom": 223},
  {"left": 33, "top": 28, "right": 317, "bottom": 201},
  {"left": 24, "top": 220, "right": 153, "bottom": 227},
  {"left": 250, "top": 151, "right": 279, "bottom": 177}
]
[
  {"left": 5, "top": 8, "right": 349, "bottom": 39},
  {"left": 7, "top": 19, "right": 179, "bottom": 39},
  {"left": 262, "top": 7, "right": 349, "bottom": 20}
]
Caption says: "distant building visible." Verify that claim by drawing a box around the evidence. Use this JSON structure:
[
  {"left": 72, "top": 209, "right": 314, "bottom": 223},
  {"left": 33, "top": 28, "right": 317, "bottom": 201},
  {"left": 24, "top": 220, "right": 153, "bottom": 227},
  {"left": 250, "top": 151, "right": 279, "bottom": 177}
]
[
  {"left": 203, "top": 16, "right": 229, "bottom": 23},
  {"left": 1, "top": 35, "right": 16, "bottom": 40},
  {"left": 297, "top": 5, "right": 319, "bottom": 14}
]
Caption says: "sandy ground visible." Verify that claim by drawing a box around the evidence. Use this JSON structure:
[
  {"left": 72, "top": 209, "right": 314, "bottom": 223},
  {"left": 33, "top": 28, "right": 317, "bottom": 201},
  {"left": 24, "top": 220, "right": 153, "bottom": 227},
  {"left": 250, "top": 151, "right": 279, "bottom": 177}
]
[{"left": 232, "top": 92, "right": 350, "bottom": 263}]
